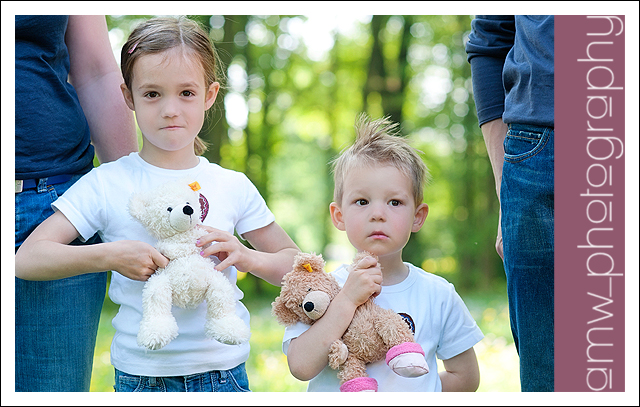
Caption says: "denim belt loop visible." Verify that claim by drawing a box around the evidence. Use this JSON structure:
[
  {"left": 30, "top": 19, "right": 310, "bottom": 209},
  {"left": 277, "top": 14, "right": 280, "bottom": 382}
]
[{"left": 37, "top": 178, "right": 49, "bottom": 193}]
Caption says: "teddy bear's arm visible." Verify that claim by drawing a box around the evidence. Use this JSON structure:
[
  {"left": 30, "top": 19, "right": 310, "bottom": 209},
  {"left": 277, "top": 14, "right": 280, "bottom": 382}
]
[{"left": 328, "top": 339, "right": 349, "bottom": 369}]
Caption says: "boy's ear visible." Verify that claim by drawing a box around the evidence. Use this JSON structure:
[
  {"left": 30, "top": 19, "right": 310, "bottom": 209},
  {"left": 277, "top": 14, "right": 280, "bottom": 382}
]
[
  {"left": 329, "top": 202, "right": 345, "bottom": 231},
  {"left": 412, "top": 203, "right": 429, "bottom": 233},
  {"left": 204, "top": 81, "right": 220, "bottom": 111},
  {"left": 121, "top": 83, "right": 135, "bottom": 111}
]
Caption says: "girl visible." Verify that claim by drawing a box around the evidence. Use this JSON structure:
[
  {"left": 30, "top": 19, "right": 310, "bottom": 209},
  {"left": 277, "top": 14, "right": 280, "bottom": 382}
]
[{"left": 15, "top": 16, "right": 300, "bottom": 392}]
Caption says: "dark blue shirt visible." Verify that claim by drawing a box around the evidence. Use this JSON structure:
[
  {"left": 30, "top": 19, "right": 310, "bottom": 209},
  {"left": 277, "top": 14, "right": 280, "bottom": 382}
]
[
  {"left": 15, "top": 15, "right": 95, "bottom": 179},
  {"left": 465, "top": 15, "right": 554, "bottom": 128}
]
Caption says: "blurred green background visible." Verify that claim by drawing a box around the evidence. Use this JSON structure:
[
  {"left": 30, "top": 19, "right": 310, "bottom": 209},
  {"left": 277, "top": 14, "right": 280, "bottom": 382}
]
[{"left": 88, "top": 14, "right": 520, "bottom": 392}]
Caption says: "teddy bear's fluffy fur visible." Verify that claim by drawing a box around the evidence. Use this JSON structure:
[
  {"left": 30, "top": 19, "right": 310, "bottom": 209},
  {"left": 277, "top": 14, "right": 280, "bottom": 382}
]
[
  {"left": 129, "top": 179, "right": 250, "bottom": 350},
  {"left": 272, "top": 252, "right": 428, "bottom": 391}
]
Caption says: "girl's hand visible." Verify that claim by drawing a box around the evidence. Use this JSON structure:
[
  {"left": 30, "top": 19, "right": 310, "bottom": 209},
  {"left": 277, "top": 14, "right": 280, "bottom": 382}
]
[
  {"left": 109, "top": 240, "right": 169, "bottom": 281},
  {"left": 341, "top": 254, "right": 383, "bottom": 307},
  {"left": 196, "top": 225, "right": 253, "bottom": 272}
]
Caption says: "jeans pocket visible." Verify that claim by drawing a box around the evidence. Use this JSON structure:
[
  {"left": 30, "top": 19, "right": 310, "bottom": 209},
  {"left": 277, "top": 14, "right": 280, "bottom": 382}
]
[
  {"left": 215, "top": 364, "right": 250, "bottom": 392},
  {"left": 114, "top": 370, "right": 162, "bottom": 392},
  {"left": 503, "top": 128, "right": 551, "bottom": 164}
]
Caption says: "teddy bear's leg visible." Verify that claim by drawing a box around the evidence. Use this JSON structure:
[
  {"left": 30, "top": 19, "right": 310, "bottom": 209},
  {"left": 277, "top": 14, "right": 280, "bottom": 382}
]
[
  {"left": 203, "top": 271, "right": 251, "bottom": 345},
  {"left": 375, "top": 309, "right": 429, "bottom": 378},
  {"left": 137, "top": 272, "right": 178, "bottom": 350},
  {"left": 385, "top": 342, "right": 429, "bottom": 377},
  {"left": 338, "top": 355, "right": 377, "bottom": 392}
]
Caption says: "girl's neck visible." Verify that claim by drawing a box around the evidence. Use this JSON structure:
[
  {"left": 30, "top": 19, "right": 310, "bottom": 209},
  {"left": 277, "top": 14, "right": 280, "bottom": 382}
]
[{"left": 139, "top": 147, "right": 200, "bottom": 170}]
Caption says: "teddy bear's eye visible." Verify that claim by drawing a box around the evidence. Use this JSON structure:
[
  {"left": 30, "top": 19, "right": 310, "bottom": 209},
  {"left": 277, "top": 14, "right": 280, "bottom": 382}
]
[
  {"left": 167, "top": 207, "right": 173, "bottom": 212},
  {"left": 307, "top": 288, "right": 312, "bottom": 292}
]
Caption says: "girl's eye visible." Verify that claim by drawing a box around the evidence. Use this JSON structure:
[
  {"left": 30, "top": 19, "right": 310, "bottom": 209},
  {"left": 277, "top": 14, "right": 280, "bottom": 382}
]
[
  {"left": 145, "top": 91, "right": 159, "bottom": 98},
  {"left": 389, "top": 200, "right": 401, "bottom": 207},
  {"left": 355, "top": 199, "right": 368, "bottom": 206},
  {"left": 181, "top": 90, "right": 194, "bottom": 97}
]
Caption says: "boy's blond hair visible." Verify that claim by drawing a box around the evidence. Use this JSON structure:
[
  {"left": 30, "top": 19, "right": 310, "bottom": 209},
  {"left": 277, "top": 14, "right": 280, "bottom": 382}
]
[{"left": 331, "top": 114, "right": 430, "bottom": 206}]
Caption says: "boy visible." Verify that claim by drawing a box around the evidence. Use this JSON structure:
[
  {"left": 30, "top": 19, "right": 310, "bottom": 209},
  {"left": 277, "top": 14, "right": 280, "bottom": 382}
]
[{"left": 282, "top": 114, "right": 483, "bottom": 391}]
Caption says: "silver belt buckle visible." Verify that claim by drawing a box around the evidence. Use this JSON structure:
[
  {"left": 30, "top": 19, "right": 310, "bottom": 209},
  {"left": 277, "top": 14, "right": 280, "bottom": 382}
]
[{"left": 15, "top": 180, "right": 23, "bottom": 193}]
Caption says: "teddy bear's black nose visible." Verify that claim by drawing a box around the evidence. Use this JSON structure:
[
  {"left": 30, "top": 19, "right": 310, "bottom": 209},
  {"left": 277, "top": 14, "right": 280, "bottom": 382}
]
[
  {"left": 303, "top": 302, "right": 314, "bottom": 312},
  {"left": 183, "top": 205, "right": 194, "bottom": 216}
]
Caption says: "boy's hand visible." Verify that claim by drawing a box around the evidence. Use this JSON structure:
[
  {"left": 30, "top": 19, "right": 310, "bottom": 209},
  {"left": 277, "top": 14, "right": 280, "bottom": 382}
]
[
  {"left": 110, "top": 240, "right": 169, "bottom": 281},
  {"left": 341, "top": 254, "right": 382, "bottom": 307},
  {"left": 196, "top": 225, "right": 253, "bottom": 272}
]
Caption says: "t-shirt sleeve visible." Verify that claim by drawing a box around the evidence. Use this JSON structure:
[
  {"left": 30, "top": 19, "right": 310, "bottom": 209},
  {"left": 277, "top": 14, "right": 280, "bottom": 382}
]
[
  {"left": 281, "top": 321, "right": 311, "bottom": 355},
  {"left": 51, "top": 169, "right": 106, "bottom": 242},
  {"left": 465, "top": 15, "right": 516, "bottom": 127},
  {"left": 435, "top": 283, "right": 484, "bottom": 360},
  {"left": 234, "top": 173, "right": 276, "bottom": 238}
]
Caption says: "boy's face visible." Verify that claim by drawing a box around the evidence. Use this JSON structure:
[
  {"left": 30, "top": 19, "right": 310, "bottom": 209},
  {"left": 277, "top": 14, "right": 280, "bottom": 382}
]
[
  {"left": 121, "top": 47, "right": 219, "bottom": 159},
  {"left": 330, "top": 164, "right": 428, "bottom": 260}
]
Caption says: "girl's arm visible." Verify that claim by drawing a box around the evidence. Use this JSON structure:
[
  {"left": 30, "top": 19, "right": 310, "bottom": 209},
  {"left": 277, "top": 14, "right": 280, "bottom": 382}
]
[
  {"left": 286, "top": 256, "right": 382, "bottom": 381},
  {"left": 197, "top": 222, "right": 299, "bottom": 286},
  {"left": 439, "top": 347, "right": 480, "bottom": 392},
  {"left": 15, "top": 211, "right": 168, "bottom": 282}
]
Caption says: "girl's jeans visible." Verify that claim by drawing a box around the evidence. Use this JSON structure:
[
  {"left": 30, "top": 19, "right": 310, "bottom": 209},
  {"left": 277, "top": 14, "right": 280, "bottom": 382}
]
[
  {"left": 114, "top": 363, "right": 250, "bottom": 392},
  {"left": 501, "top": 124, "right": 555, "bottom": 392},
  {"left": 15, "top": 174, "right": 106, "bottom": 392}
]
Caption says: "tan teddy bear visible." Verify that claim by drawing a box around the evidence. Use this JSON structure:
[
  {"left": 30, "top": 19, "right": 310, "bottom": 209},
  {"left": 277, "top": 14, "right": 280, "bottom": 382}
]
[
  {"left": 129, "top": 179, "right": 250, "bottom": 350},
  {"left": 272, "top": 252, "right": 429, "bottom": 392}
]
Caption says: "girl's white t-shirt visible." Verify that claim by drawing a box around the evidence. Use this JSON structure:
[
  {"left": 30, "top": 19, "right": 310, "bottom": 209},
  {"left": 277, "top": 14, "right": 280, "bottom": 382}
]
[
  {"left": 282, "top": 263, "right": 484, "bottom": 392},
  {"left": 53, "top": 152, "right": 275, "bottom": 376}
]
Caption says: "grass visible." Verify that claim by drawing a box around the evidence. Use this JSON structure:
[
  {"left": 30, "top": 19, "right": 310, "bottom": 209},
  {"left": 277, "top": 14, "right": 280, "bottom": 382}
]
[{"left": 90, "top": 274, "right": 520, "bottom": 392}]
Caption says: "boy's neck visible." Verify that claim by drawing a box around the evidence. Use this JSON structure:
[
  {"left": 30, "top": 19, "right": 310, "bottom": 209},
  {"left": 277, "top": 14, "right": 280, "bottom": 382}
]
[{"left": 377, "top": 252, "right": 409, "bottom": 286}]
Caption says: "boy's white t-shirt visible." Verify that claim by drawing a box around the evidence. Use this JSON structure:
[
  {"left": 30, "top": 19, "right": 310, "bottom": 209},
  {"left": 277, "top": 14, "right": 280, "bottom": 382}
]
[
  {"left": 282, "top": 263, "right": 484, "bottom": 392},
  {"left": 52, "top": 152, "right": 275, "bottom": 376}
]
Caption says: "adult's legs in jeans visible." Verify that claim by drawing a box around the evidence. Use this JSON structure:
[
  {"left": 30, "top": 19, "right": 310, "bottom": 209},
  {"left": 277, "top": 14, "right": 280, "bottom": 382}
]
[
  {"left": 500, "top": 125, "right": 554, "bottom": 392},
  {"left": 15, "top": 176, "right": 106, "bottom": 392}
]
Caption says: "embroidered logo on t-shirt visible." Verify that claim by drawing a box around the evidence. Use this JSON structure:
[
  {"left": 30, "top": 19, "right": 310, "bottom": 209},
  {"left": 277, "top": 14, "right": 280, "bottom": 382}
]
[
  {"left": 199, "top": 193, "right": 209, "bottom": 222},
  {"left": 398, "top": 313, "right": 415, "bottom": 334}
]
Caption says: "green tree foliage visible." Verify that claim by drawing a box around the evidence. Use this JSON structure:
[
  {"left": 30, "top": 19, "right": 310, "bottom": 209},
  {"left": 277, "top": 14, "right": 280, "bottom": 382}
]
[{"left": 106, "top": 14, "right": 504, "bottom": 295}]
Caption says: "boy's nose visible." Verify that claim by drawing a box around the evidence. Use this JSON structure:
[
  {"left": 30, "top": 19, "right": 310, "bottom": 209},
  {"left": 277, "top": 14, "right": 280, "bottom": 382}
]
[{"left": 369, "top": 204, "right": 386, "bottom": 221}]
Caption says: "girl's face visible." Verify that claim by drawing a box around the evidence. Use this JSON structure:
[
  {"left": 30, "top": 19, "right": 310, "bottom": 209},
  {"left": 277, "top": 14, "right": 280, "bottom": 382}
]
[
  {"left": 122, "top": 47, "right": 218, "bottom": 166},
  {"left": 330, "top": 164, "right": 428, "bottom": 262}
]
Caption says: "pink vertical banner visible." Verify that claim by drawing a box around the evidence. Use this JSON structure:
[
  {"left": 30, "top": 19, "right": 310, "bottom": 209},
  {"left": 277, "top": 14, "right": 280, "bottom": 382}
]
[{"left": 555, "top": 15, "right": 625, "bottom": 392}]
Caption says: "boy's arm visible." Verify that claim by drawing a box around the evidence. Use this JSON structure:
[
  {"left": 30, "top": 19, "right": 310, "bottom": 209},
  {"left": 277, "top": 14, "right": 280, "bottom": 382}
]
[
  {"left": 15, "top": 211, "right": 168, "bottom": 282},
  {"left": 287, "top": 256, "right": 382, "bottom": 381},
  {"left": 439, "top": 347, "right": 480, "bottom": 392},
  {"left": 286, "top": 291, "right": 360, "bottom": 381}
]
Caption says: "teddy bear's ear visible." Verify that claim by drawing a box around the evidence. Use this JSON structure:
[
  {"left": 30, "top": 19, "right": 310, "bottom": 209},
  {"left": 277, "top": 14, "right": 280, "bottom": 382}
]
[
  {"left": 293, "top": 252, "right": 326, "bottom": 274},
  {"left": 271, "top": 295, "right": 300, "bottom": 326},
  {"left": 128, "top": 193, "right": 146, "bottom": 221}
]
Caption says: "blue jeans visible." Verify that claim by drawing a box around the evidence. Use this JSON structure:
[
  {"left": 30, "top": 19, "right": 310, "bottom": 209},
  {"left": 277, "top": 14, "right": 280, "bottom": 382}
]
[
  {"left": 15, "top": 174, "right": 107, "bottom": 392},
  {"left": 114, "top": 364, "right": 250, "bottom": 392},
  {"left": 501, "top": 124, "right": 554, "bottom": 392}
]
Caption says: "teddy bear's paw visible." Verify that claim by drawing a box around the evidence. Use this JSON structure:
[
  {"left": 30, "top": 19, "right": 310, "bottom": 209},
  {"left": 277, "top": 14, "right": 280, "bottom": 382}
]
[
  {"left": 137, "top": 317, "right": 179, "bottom": 350},
  {"left": 385, "top": 342, "right": 429, "bottom": 377},
  {"left": 328, "top": 340, "right": 349, "bottom": 369},
  {"left": 205, "top": 315, "right": 251, "bottom": 345},
  {"left": 339, "top": 377, "right": 378, "bottom": 392}
]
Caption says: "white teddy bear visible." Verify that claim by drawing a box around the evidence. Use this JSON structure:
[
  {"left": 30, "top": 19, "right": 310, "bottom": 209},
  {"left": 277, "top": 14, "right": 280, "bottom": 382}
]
[{"left": 128, "top": 179, "right": 251, "bottom": 350}]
